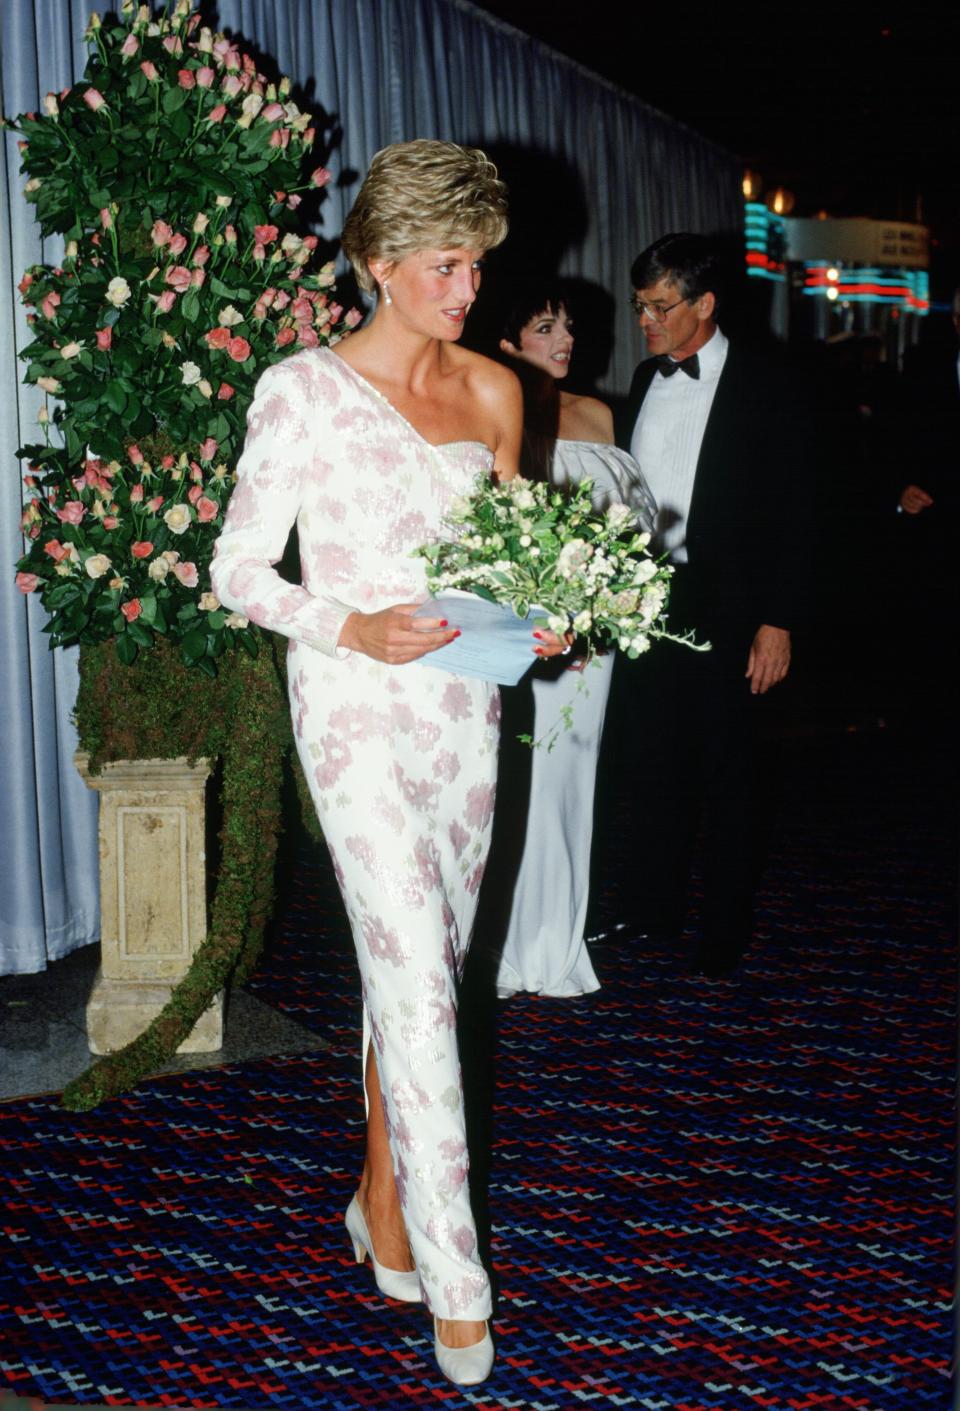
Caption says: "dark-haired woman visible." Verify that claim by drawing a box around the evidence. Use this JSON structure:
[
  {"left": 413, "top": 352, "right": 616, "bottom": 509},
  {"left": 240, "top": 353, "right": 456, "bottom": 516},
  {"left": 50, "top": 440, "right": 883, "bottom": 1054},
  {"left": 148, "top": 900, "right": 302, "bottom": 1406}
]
[{"left": 494, "top": 284, "right": 656, "bottom": 998}]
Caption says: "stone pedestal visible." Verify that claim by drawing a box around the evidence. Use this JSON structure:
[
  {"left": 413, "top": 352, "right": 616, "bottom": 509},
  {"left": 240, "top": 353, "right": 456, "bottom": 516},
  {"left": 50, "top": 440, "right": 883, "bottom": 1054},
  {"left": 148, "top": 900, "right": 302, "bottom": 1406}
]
[{"left": 75, "top": 753, "right": 223, "bottom": 1054}]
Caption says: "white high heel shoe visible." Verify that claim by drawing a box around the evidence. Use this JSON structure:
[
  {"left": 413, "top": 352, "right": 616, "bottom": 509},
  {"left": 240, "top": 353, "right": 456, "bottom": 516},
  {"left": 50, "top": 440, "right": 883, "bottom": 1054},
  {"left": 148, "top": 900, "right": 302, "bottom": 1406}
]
[
  {"left": 344, "top": 1196, "right": 420, "bottom": 1302},
  {"left": 433, "top": 1318, "right": 495, "bottom": 1385}
]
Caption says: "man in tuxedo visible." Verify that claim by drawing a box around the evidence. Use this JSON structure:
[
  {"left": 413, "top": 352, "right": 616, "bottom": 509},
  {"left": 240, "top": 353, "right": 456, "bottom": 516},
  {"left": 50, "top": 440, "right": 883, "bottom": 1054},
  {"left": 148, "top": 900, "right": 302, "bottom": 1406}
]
[{"left": 616, "top": 233, "right": 808, "bottom": 977}]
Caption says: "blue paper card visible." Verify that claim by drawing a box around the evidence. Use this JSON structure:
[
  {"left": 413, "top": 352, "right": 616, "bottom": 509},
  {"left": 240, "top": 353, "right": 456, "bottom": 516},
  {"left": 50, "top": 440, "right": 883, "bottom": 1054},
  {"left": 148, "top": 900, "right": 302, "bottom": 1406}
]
[{"left": 412, "top": 589, "right": 549, "bottom": 685}]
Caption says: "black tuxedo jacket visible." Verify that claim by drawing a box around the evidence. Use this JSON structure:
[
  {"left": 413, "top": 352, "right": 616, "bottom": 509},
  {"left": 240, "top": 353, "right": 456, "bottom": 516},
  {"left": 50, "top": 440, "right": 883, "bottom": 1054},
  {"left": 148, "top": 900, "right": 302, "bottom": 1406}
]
[
  {"left": 619, "top": 339, "right": 811, "bottom": 648},
  {"left": 899, "top": 341, "right": 960, "bottom": 515}
]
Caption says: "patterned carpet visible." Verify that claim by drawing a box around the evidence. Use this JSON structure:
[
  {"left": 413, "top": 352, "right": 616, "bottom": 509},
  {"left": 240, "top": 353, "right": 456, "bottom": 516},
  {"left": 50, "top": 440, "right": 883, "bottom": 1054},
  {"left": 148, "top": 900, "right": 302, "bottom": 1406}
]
[{"left": 0, "top": 728, "right": 953, "bottom": 1410}]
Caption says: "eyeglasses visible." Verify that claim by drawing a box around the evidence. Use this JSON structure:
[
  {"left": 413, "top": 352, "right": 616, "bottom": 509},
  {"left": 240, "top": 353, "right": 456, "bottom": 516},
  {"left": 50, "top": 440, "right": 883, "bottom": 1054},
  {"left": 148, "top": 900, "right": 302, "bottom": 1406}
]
[{"left": 630, "top": 295, "right": 689, "bottom": 323}]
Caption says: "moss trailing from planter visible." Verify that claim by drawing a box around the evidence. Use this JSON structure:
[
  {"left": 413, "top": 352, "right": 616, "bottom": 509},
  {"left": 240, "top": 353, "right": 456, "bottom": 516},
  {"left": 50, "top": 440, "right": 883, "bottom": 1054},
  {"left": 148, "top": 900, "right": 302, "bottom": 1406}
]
[{"left": 63, "top": 636, "right": 295, "bottom": 1112}]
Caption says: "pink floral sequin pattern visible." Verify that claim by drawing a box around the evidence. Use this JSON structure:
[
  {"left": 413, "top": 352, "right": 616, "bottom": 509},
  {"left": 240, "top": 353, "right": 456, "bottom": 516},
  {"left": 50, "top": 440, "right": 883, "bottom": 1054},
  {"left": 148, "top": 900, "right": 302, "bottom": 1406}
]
[{"left": 210, "top": 348, "right": 500, "bottom": 1323}]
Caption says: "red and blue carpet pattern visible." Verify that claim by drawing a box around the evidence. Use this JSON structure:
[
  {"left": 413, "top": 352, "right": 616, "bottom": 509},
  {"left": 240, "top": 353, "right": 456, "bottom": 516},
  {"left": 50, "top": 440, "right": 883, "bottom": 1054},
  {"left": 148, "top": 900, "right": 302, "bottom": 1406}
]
[{"left": 0, "top": 732, "right": 953, "bottom": 1409}]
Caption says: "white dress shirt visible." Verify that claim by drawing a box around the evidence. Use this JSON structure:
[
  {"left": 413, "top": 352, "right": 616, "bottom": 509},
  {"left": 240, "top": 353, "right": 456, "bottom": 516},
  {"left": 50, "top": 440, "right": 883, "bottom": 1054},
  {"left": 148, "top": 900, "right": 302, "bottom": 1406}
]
[{"left": 629, "top": 327, "right": 728, "bottom": 564}]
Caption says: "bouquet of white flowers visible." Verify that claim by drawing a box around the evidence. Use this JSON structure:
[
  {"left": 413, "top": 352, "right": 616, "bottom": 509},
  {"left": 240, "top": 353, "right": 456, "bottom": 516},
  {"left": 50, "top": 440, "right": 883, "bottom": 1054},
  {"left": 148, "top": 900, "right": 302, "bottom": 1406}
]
[
  {"left": 418, "top": 473, "right": 705, "bottom": 652},
  {"left": 416, "top": 474, "right": 706, "bottom": 742}
]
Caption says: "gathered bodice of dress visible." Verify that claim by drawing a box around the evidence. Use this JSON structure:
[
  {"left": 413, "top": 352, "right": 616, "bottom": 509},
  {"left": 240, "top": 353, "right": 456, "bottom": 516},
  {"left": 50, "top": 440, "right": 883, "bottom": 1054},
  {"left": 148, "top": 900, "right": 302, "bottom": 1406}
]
[
  {"left": 211, "top": 347, "right": 493, "bottom": 656},
  {"left": 550, "top": 439, "right": 657, "bottom": 533}
]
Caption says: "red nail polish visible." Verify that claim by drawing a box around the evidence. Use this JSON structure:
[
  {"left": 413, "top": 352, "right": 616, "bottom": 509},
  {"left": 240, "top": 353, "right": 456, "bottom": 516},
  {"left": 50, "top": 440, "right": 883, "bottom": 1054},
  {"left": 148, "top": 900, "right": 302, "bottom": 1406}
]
[
  {"left": 532, "top": 631, "right": 544, "bottom": 639},
  {"left": 451, "top": 629, "right": 461, "bottom": 638},
  {"left": 438, "top": 619, "right": 448, "bottom": 627},
  {"left": 533, "top": 647, "right": 544, "bottom": 655}
]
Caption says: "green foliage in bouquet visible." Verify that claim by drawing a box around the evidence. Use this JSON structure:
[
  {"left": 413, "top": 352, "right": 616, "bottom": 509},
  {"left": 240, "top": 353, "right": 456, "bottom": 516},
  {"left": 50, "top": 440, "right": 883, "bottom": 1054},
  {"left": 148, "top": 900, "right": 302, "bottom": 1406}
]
[{"left": 8, "top": 0, "right": 358, "bottom": 674}]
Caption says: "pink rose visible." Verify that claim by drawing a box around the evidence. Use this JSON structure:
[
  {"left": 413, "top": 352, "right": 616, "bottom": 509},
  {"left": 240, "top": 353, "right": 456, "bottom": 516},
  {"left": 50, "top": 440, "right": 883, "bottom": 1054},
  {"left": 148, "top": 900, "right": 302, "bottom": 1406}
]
[
  {"left": 227, "top": 336, "right": 251, "bottom": 362},
  {"left": 207, "top": 104, "right": 227, "bottom": 124},
  {"left": 102, "top": 515, "right": 119, "bottom": 530},
  {"left": 196, "top": 66, "right": 215, "bottom": 88},
  {"left": 269, "top": 127, "right": 290, "bottom": 150},
  {"left": 82, "top": 87, "right": 106, "bottom": 112},
  {"left": 192, "top": 245, "right": 210, "bottom": 267},
  {"left": 162, "top": 35, "right": 183, "bottom": 55},
  {"left": 43, "top": 539, "right": 69, "bottom": 562},
  {"left": 140, "top": 61, "right": 159, "bottom": 81},
  {"left": 222, "top": 73, "right": 242, "bottom": 96},
  {"left": 254, "top": 224, "right": 278, "bottom": 245},
  {"left": 298, "top": 325, "right": 319, "bottom": 348},
  {"left": 164, "top": 266, "right": 192, "bottom": 293},
  {"left": 311, "top": 167, "right": 332, "bottom": 188},
  {"left": 131, "top": 541, "right": 153, "bottom": 559},
  {"left": 216, "top": 382, "right": 234, "bottom": 400},
  {"left": 121, "top": 599, "right": 142, "bottom": 622},
  {"left": 100, "top": 207, "right": 113, "bottom": 229},
  {"left": 177, "top": 68, "right": 196, "bottom": 89},
  {"left": 187, "top": 484, "right": 202, "bottom": 505},
  {"left": 120, "top": 33, "right": 139, "bottom": 58},
  {"left": 147, "top": 495, "right": 164, "bottom": 512},
  {"left": 40, "top": 292, "right": 60, "bottom": 320},
  {"left": 196, "top": 497, "right": 219, "bottom": 523},
  {"left": 95, "top": 327, "right": 112, "bottom": 351},
  {"left": 151, "top": 220, "right": 173, "bottom": 247},
  {"left": 16, "top": 572, "right": 40, "bottom": 593},
  {"left": 56, "top": 500, "right": 84, "bottom": 525},
  {"left": 198, "top": 437, "right": 218, "bottom": 461},
  {"left": 168, "top": 232, "right": 188, "bottom": 256},
  {"left": 127, "top": 444, "right": 144, "bottom": 466},
  {"left": 172, "top": 561, "right": 199, "bottom": 588},
  {"left": 190, "top": 268, "right": 206, "bottom": 288},
  {"left": 345, "top": 307, "right": 363, "bottom": 329},
  {"left": 204, "top": 326, "right": 230, "bottom": 350},
  {"left": 129, "top": 484, "right": 144, "bottom": 502},
  {"left": 155, "top": 290, "right": 176, "bottom": 313},
  {"left": 262, "top": 102, "right": 283, "bottom": 120},
  {"left": 252, "top": 243, "right": 266, "bottom": 262},
  {"left": 275, "top": 327, "right": 296, "bottom": 348},
  {"left": 304, "top": 128, "right": 315, "bottom": 145}
]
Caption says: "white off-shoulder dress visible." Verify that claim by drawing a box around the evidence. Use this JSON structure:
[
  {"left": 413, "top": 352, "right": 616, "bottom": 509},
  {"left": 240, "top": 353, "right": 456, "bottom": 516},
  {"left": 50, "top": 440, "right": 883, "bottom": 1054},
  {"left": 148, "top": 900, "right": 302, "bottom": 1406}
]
[
  {"left": 495, "top": 441, "right": 656, "bottom": 998},
  {"left": 211, "top": 347, "right": 503, "bottom": 1321}
]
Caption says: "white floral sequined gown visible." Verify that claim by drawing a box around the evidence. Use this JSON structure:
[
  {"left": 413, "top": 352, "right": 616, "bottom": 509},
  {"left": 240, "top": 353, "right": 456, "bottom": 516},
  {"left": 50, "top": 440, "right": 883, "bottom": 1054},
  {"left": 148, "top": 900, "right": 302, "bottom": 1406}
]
[
  {"left": 211, "top": 347, "right": 501, "bottom": 1321},
  {"left": 496, "top": 441, "right": 656, "bottom": 998}
]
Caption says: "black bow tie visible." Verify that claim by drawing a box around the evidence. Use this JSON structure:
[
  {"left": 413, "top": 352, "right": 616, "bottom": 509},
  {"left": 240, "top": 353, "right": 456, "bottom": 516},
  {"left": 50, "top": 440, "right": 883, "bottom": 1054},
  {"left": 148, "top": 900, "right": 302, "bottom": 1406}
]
[{"left": 658, "top": 354, "right": 700, "bottom": 380}]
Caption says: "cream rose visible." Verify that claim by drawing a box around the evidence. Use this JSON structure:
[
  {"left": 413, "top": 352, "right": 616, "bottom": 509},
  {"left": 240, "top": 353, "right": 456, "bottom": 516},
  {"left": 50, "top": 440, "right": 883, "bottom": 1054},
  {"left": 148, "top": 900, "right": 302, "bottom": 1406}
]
[
  {"left": 84, "top": 553, "right": 112, "bottom": 579},
  {"left": 163, "top": 504, "right": 192, "bottom": 534},
  {"left": 106, "top": 276, "right": 132, "bottom": 307}
]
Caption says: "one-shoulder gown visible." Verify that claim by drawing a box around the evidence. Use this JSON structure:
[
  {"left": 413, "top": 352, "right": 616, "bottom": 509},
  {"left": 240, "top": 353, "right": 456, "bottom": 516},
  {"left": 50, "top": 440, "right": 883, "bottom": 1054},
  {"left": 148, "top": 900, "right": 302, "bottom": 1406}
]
[{"left": 211, "top": 347, "right": 501, "bottom": 1320}]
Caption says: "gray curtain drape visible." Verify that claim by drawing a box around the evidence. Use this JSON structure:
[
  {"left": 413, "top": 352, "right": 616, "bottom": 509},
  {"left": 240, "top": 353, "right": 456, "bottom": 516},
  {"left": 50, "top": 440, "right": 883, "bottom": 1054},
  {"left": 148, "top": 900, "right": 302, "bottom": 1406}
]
[{"left": 0, "top": 0, "right": 740, "bottom": 974}]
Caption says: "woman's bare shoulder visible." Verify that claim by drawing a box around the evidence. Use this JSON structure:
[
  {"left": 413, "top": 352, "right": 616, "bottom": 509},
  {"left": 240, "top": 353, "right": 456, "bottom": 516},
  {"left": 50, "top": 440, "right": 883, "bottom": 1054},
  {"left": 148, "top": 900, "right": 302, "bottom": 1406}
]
[
  {"left": 559, "top": 392, "right": 615, "bottom": 444},
  {"left": 450, "top": 344, "right": 519, "bottom": 397}
]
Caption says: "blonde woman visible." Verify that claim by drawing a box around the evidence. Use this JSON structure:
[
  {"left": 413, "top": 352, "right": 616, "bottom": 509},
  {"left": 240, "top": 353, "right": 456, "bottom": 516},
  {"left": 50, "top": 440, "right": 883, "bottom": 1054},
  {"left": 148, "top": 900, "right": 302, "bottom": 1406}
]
[{"left": 211, "top": 141, "right": 565, "bottom": 1386}]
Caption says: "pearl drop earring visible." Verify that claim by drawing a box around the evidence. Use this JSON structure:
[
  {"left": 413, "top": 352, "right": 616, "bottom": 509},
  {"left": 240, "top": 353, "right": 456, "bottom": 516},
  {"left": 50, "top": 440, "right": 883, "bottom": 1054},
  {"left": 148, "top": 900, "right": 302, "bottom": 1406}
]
[{"left": 382, "top": 280, "right": 392, "bottom": 306}]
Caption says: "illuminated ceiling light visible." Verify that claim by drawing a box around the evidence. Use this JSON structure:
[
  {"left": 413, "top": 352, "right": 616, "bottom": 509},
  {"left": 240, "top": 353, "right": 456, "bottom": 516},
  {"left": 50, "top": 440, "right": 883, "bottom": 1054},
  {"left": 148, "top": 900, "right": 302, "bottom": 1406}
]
[
  {"left": 766, "top": 186, "right": 795, "bottom": 216},
  {"left": 826, "top": 287, "right": 839, "bottom": 301},
  {"left": 826, "top": 267, "right": 840, "bottom": 282},
  {"left": 742, "top": 169, "right": 763, "bottom": 200}
]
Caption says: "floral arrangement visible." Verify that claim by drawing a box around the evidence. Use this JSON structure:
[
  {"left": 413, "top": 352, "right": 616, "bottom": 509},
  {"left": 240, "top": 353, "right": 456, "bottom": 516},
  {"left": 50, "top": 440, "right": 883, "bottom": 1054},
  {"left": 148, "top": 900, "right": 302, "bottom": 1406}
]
[
  {"left": 8, "top": 0, "right": 358, "bottom": 673},
  {"left": 417, "top": 474, "right": 706, "bottom": 743},
  {"left": 418, "top": 473, "right": 701, "bottom": 655}
]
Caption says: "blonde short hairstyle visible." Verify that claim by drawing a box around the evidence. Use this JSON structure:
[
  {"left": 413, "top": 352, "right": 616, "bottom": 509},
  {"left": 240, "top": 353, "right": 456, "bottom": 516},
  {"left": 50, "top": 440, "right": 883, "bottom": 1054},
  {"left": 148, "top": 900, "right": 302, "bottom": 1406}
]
[{"left": 341, "top": 139, "right": 508, "bottom": 295}]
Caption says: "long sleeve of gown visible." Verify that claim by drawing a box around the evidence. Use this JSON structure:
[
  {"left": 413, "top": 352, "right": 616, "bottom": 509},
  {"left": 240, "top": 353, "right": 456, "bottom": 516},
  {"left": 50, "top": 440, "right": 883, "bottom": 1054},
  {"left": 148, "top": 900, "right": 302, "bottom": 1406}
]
[{"left": 210, "top": 358, "right": 356, "bottom": 657}]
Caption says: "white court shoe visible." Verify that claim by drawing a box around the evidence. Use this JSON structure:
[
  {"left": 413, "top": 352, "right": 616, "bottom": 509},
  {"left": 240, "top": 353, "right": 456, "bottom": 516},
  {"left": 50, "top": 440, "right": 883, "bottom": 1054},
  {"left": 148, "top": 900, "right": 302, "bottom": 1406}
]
[
  {"left": 433, "top": 1318, "right": 495, "bottom": 1385},
  {"left": 344, "top": 1196, "right": 420, "bottom": 1302}
]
